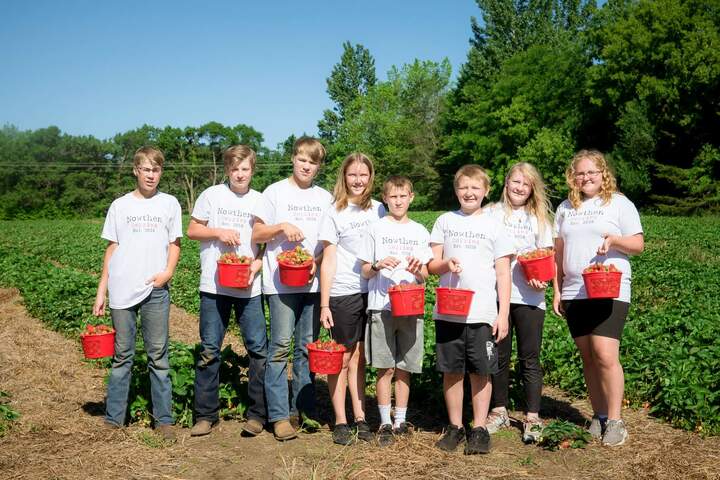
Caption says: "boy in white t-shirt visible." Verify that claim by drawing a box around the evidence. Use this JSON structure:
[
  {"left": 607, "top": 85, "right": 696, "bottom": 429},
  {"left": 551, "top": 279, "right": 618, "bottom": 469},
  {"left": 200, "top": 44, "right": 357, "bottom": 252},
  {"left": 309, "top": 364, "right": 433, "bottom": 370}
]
[
  {"left": 359, "top": 176, "right": 432, "bottom": 447},
  {"left": 251, "top": 137, "right": 332, "bottom": 441},
  {"left": 186, "top": 145, "right": 267, "bottom": 438},
  {"left": 428, "top": 165, "right": 513, "bottom": 455},
  {"left": 92, "top": 147, "right": 182, "bottom": 441}
]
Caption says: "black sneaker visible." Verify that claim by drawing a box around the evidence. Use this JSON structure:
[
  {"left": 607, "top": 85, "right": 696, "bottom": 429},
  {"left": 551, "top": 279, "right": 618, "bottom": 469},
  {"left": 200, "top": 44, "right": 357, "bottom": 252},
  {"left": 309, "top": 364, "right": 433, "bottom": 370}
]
[
  {"left": 436, "top": 424, "right": 466, "bottom": 452},
  {"left": 393, "top": 421, "right": 413, "bottom": 436},
  {"left": 354, "top": 419, "right": 374, "bottom": 442},
  {"left": 377, "top": 424, "right": 395, "bottom": 447},
  {"left": 464, "top": 426, "right": 491, "bottom": 455},
  {"left": 332, "top": 423, "right": 354, "bottom": 446}
]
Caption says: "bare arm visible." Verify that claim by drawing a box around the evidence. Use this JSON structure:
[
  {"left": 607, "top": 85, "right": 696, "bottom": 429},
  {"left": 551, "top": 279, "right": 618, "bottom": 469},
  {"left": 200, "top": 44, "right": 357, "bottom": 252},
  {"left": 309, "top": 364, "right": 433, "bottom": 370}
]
[
  {"left": 493, "top": 255, "right": 512, "bottom": 342},
  {"left": 597, "top": 233, "right": 644, "bottom": 256},
  {"left": 147, "top": 238, "right": 181, "bottom": 288},
  {"left": 251, "top": 218, "right": 305, "bottom": 244},
  {"left": 319, "top": 242, "right": 336, "bottom": 328},
  {"left": 427, "top": 243, "right": 461, "bottom": 276},
  {"left": 187, "top": 217, "right": 241, "bottom": 246},
  {"left": 553, "top": 237, "right": 565, "bottom": 317},
  {"left": 93, "top": 241, "right": 118, "bottom": 316}
]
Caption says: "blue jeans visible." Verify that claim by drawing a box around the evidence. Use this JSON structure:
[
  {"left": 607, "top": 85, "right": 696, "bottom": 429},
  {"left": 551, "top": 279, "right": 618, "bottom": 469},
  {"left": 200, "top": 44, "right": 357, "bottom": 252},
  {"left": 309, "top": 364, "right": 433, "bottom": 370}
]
[
  {"left": 194, "top": 292, "right": 268, "bottom": 423},
  {"left": 105, "top": 287, "right": 172, "bottom": 426},
  {"left": 265, "top": 293, "right": 320, "bottom": 423}
]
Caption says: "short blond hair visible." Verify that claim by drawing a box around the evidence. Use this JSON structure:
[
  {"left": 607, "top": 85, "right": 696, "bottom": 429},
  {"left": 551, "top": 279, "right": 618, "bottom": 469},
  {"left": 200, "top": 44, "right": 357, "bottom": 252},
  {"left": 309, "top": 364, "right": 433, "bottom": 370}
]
[
  {"left": 382, "top": 175, "right": 413, "bottom": 196},
  {"left": 223, "top": 145, "right": 256, "bottom": 172},
  {"left": 293, "top": 137, "right": 326, "bottom": 164},
  {"left": 133, "top": 146, "right": 165, "bottom": 168},
  {"left": 566, "top": 149, "right": 618, "bottom": 209},
  {"left": 453, "top": 164, "right": 491, "bottom": 191}
]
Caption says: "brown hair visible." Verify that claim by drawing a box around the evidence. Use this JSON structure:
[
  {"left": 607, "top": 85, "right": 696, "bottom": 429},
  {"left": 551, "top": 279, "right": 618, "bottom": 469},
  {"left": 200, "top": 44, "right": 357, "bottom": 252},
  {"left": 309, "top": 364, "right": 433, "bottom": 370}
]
[
  {"left": 133, "top": 146, "right": 165, "bottom": 168},
  {"left": 565, "top": 149, "right": 618, "bottom": 209},
  {"left": 293, "top": 136, "right": 326, "bottom": 164},
  {"left": 382, "top": 175, "right": 414, "bottom": 196},
  {"left": 333, "top": 152, "right": 375, "bottom": 211},
  {"left": 453, "top": 164, "right": 491, "bottom": 191},
  {"left": 223, "top": 145, "right": 256, "bottom": 172},
  {"left": 500, "top": 162, "right": 553, "bottom": 238}
]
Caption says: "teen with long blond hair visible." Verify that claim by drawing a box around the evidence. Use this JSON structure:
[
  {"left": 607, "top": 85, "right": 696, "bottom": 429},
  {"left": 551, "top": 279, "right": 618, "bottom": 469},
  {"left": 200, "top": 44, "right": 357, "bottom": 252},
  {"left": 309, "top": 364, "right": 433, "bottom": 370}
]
[
  {"left": 318, "top": 153, "right": 385, "bottom": 445},
  {"left": 553, "top": 150, "right": 644, "bottom": 446},
  {"left": 485, "top": 162, "right": 555, "bottom": 443}
]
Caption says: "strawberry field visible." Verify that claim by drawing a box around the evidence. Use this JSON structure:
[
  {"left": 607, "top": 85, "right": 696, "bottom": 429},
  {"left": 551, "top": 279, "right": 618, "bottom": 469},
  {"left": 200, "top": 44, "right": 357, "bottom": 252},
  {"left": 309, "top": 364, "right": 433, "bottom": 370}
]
[{"left": 0, "top": 213, "right": 718, "bottom": 436}]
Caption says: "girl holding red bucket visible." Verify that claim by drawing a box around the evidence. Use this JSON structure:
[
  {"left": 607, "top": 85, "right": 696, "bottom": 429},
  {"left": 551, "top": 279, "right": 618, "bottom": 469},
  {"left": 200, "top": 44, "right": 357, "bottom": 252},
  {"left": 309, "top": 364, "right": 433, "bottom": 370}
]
[
  {"left": 318, "top": 153, "right": 385, "bottom": 445},
  {"left": 553, "top": 150, "right": 644, "bottom": 446},
  {"left": 485, "top": 162, "right": 555, "bottom": 444}
]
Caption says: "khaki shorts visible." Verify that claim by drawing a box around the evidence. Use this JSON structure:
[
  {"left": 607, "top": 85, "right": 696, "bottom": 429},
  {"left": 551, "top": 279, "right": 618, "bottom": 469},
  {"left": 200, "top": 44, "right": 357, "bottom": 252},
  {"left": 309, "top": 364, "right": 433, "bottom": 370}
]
[{"left": 365, "top": 310, "right": 424, "bottom": 373}]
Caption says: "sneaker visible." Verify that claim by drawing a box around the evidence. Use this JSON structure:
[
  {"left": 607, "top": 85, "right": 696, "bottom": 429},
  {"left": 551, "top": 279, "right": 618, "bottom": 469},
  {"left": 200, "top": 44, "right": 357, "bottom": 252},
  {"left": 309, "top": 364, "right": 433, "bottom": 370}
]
[
  {"left": 464, "top": 426, "right": 491, "bottom": 455},
  {"left": 155, "top": 424, "right": 176, "bottom": 442},
  {"left": 393, "top": 421, "right": 413, "bottom": 436},
  {"left": 485, "top": 410, "right": 510, "bottom": 434},
  {"left": 273, "top": 420, "right": 297, "bottom": 441},
  {"left": 241, "top": 418, "right": 264, "bottom": 436},
  {"left": 354, "top": 419, "right": 374, "bottom": 442},
  {"left": 588, "top": 415, "right": 607, "bottom": 440},
  {"left": 190, "top": 419, "right": 217, "bottom": 437},
  {"left": 522, "top": 419, "right": 543, "bottom": 444},
  {"left": 332, "top": 423, "right": 354, "bottom": 446},
  {"left": 377, "top": 424, "right": 395, "bottom": 447},
  {"left": 435, "top": 424, "right": 466, "bottom": 452},
  {"left": 602, "top": 419, "right": 629, "bottom": 447}
]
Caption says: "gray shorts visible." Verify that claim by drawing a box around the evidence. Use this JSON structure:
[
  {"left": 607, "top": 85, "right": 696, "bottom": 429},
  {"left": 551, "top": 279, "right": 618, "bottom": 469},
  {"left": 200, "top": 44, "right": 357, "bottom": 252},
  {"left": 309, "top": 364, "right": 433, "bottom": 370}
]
[{"left": 364, "top": 310, "right": 424, "bottom": 373}]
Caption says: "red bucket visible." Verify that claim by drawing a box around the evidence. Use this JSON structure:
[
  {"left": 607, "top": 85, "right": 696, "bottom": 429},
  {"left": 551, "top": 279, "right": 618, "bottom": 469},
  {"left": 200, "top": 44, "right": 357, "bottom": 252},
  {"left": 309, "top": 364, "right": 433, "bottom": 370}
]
[
  {"left": 278, "top": 260, "right": 313, "bottom": 286},
  {"left": 436, "top": 287, "right": 474, "bottom": 316},
  {"left": 81, "top": 331, "right": 115, "bottom": 359},
  {"left": 307, "top": 342, "right": 346, "bottom": 374},
  {"left": 518, "top": 253, "right": 555, "bottom": 282},
  {"left": 217, "top": 262, "right": 250, "bottom": 288},
  {"left": 582, "top": 271, "right": 622, "bottom": 299},
  {"left": 389, "top": 284, "right": 425, "bottom": 316}
]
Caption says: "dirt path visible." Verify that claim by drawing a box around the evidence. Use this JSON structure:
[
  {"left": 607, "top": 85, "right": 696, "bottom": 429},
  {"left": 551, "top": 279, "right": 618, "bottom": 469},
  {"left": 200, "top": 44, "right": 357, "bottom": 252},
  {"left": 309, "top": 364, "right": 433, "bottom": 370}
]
[{"left": 0, "top": 288, "right": 718, "bottom": 479}]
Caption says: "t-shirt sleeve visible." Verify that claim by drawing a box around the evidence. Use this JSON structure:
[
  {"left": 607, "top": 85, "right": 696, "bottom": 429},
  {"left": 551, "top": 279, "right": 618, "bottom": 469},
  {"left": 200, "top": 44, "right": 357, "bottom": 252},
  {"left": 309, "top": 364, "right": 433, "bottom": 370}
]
[
  {"left": 538, "top": 219, "right": 554, "bottom": 248},
  {"left": 168, "top": 198, "right": 183, "bottom": 241},
  {"left": 317, "top": 210, "right": 338, "bottom": 245},
  {"left": 358, "top": 223, "right": 376, "bottom": 264},
  {"left": 418, "top": 227, "right": 434, "bottom": 264},
  {"left": 429, "top": 214, "right": 445, "bottom": 245},
  {"left": 191, "top": 189, "right": 212, "bottom": 221},
  {"left": 254, "top": 188, "right": 276, "bottom": 225},
  {"left": 493, "top": 221, "right": 516, "bottom": 259},
  {"left": 553, "top": 203, "right": 566, "bottom": 238},
  {"left": 617, "top": 196, "right": 643, "bottom": 236},
  {"left": 101, "top": 202, "right": 118, "bottom": 243}
]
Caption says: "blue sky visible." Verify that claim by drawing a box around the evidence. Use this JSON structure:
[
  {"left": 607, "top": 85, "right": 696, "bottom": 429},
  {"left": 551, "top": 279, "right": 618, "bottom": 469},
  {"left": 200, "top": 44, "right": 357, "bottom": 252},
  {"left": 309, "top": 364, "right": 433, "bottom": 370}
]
[{"left": 1, "top": 1, "right": 480, "bottom": 149}]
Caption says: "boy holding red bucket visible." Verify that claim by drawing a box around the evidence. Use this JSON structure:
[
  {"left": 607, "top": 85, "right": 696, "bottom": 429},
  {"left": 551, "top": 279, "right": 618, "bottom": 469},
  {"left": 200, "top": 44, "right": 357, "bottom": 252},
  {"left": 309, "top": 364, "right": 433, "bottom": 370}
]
[
  {"left": 428, "top": 165, "right": 513, "bottom": 454},
  {"left": 359, "top": 176, "right": 432, "bottom": 447},
  {"left": 186, "top": 145, "right": 267, "bottom": 438},
  {"left": 92, "top": 147, "right": 182, "bottom": 441},
  {"left": 252, "top": 137, "right": 332, "bottom": 441},
  {"left": 485, "top": 162, "right": 555, "bottom": 443}
]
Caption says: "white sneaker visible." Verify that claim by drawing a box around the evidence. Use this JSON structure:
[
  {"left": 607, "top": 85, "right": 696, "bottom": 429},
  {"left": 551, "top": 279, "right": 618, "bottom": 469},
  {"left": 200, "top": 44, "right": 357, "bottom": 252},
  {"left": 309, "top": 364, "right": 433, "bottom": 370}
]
[
  {"left": 522, "top": 419, "right": 543, "bottom": 444},
  {"left": 485, "top": 410, "right": 510, "bottom": 434},
  {"left": 602, "top": 419, "right": 628, "bottom": 446}
]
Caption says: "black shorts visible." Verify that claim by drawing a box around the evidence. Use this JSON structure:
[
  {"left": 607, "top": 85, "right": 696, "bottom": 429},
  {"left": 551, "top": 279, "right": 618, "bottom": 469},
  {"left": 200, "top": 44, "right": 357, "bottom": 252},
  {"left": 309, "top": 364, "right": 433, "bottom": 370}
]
[
  {"left": 435, "top": 320, "right": 498, "bottom": 375},
  {"left": 329, "top": 293, "right": 368, "bottom": 348},
  {"left": 562, "top": 299, "right": 630, "bottom": 340}
]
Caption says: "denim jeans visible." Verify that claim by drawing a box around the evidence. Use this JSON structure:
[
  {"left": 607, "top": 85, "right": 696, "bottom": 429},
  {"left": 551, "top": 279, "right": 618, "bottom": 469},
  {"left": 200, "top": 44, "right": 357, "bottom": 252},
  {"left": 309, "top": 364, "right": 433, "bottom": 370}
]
[
  {"left": 105, "top": 287, "right": 172, "bottom": 426},
  {"left": 194, "top": 292, "right": 268, "bottom": 423},
  {"left": 264, "top": 293, "right": 320, "bottom": 423}
]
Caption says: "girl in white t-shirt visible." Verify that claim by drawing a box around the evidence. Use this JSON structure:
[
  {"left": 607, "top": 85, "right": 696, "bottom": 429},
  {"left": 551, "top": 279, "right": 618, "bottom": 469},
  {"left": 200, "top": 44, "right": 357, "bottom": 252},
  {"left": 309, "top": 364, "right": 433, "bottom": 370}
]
[
  {"left": 553, "top": 150, "right": 644, "bottom": 447},
  {"left": 429, "top": 165, "right": 513, "bottom": 454},
  {"left": 485, "top": 162, "right": 555, "bottom": 444},
  {"left": 318, "top": 153, "right": 385, "bottom": 445}
]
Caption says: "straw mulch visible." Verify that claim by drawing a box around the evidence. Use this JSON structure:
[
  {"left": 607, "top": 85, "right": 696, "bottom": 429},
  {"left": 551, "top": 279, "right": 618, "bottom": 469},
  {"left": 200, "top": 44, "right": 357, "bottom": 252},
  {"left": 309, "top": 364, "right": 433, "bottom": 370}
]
[{"left": 0, "top": 287, "right": 718, "bottom": 480}]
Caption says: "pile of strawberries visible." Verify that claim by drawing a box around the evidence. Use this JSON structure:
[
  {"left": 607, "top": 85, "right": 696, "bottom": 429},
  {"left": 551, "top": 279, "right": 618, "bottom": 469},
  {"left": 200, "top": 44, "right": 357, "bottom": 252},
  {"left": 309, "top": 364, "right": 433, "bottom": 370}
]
[
  {"left": 82, "top": 324, "right": 114, "bottom": 336},
  {"left": 389, "top": 283, "right": 424, "bottom": 292},
  {"left": 518, "top": 248, "right": 554, "bottom": 261},
  {"left": 583, "top": 262, "right": 620, "bottom": 273},
  {"left": 218, "top": 252, "right": 251, "bottom": 264},
  {"left": 310, "top": 340, "right": 344, "bottom": 352},
  {"left": 277, "top": 246, "right": 313, "bottom": 266}
]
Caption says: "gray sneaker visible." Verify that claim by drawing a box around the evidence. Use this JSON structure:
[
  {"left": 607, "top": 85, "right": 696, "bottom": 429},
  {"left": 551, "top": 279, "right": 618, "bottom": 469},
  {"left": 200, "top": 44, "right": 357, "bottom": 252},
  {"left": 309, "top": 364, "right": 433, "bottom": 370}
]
[
  {"left": 602, "top": 419, "right": 628, "bottom": 446},
  {"left": 588, "top": 415, "right": 606, "bottom": 440},
  {"left": 485, "top": 410, "right": 510, "bottom": 434},
  {"left": 522, "top": 419, "right": 543, "bottom": 444}
]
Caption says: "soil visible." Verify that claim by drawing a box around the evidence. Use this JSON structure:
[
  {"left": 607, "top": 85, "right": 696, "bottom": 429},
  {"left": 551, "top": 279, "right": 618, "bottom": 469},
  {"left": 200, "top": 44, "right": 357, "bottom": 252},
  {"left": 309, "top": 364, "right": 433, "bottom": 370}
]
[{"left": 1, "top": 287, "right": 718, "bottom": 480}]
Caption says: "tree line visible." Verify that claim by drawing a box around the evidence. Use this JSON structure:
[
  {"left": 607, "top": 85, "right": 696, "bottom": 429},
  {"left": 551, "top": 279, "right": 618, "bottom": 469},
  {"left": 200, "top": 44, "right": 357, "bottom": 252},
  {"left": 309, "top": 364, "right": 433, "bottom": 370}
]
[{"left": 1, "top": 0, "right": 718, "bottom": 219}]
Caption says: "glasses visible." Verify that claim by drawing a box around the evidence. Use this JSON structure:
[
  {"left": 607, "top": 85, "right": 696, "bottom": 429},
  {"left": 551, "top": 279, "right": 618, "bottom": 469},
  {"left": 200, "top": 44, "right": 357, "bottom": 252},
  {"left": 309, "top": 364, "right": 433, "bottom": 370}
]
[{"left": 574, "top": 170, "right": 602, "bottom": 179}]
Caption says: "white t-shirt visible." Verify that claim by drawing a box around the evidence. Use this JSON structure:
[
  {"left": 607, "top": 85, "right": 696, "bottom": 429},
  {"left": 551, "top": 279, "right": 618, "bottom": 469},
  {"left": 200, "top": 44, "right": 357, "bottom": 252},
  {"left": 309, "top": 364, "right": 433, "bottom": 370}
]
[
  {"left": 358, "top": 217, "right": 433, "bottom": 312},
  {"left": 487, "top": 203, "right": 553, "bottom": 309},
  {"left": 318, "top": 200, "right": 386, "bottom": 297},
  {"left": 191, "top": 183, "right": 262, "bottom": 298},
  {"left": 101, "top": 191, "right": 183, "bottom": 309},
  {"left": 430, "top": 210, "right": 515, "bottom": 325},
  {"left": 254, "top": 178, "right": 333, "bottom": 294},
  {"left": 554, "top": 193, "right": 643, "bottom": 303}
]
